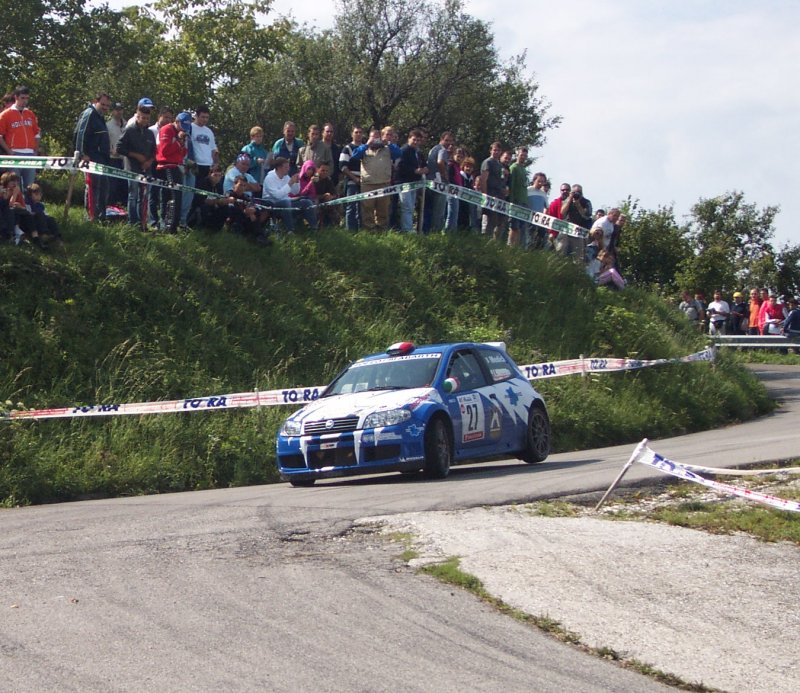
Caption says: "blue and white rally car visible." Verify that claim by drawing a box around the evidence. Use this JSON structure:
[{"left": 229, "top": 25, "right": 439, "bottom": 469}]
[{"left": 276, "top": 341, "right": 550, "bottom": 486}]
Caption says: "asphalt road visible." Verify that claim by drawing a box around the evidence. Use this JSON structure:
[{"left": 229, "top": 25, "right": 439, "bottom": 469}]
[{"left": 2, "top": 364, "right": 797, "bottom": 692}]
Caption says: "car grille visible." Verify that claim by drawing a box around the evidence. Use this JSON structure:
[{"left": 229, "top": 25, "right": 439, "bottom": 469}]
[
  {"left": 308, "top": 447, "right": 357, "bottom": 468},
  {"left": 363, "top": 445, "right": 401, "bottom": 462},
  {"left": 303, "top": 416, "right": 359, "bottom": 435},
  {"left": 279, "top": 454, "right": 306, "bottom": 469}
]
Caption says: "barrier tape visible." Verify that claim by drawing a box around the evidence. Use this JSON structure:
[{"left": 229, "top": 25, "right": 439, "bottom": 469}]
[
  {"left": 632, "top": 441, "right": 800, "bottom": 513},
  {"left": 423, "top": 180, "right": 588, "bottom": 239},
  {"left": 3, "top": 348, "right": 714, "bottom": 422},
  {"left": 4, "top": 386, "right": 327, "bottom": 421},
  {"left": 517, "top": 347, "right": 715, "bottom": 380},
  {"left": 2, "top": 155, "right": 587, "bottom": 238}
]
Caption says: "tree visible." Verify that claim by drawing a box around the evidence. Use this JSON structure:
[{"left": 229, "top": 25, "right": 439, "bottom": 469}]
[
  {"left": 615, "top": 199, "right": 690, "bottom": 295},
  {"left": 0, "top": 0, "right": 290, "bottom": 156},
  {"left": 323, "top": 0, "right": 557, "bottom": 152},
  {"left": 0, "top": 1, "right": 129, "bottom": 151},
  {"left": 775, "top": 243, "right": 800, "bottom": 299},
  {"left": 676, "top": 191, "right": 779, "bottom": 295}
]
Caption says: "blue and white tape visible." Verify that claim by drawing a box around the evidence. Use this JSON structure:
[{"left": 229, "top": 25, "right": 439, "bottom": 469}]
[{"left": 632, "top": 441, "right": 800, "bottom": 513}]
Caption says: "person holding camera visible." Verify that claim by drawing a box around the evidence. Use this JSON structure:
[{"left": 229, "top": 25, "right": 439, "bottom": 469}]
[
  {"left": 557, "top": 183, "right": 593, "bottom": 258},
  {"left": 155, "top": 111, "right": 190, "bottom": 232}
]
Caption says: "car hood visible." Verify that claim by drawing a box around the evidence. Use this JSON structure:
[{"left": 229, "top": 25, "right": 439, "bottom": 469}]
[{"left": 287, "top": 387, "right": 441, "bottom": 425}]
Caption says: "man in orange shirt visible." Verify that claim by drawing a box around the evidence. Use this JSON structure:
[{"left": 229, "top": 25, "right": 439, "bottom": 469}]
[
  {"left": 747, "top": 288, "right": 762, "bottom": 335},
  {"left": 0, "top": 86, "right": 41, "bottom": 188}
]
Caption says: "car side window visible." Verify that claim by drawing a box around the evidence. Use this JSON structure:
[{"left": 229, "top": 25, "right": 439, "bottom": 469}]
[
  {"left": 477, "top": 348, "right": 515, "bottom": 383},
  {"left": 446, "top": 351, "right": 489, "bottom": 390}
]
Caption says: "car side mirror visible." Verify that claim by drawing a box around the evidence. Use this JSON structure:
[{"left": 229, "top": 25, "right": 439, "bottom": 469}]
[{"left": 443, "top": 377, "right": 459, "bottom": 394}]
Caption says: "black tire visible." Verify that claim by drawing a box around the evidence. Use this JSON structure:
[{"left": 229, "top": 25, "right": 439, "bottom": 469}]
[
  {"left": 289, "top": 478, "right": 316, "bottom": 487},
  {"left": 423, "top": 417, "right": 452, "bottom": 479},
  {"left": 522, "top": 403, "right": 551, "bottom": 464}
]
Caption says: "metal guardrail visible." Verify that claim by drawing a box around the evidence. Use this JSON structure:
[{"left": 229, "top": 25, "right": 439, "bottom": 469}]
[{"left": 711, "top": 334, "right": 800, "bottom": 349}]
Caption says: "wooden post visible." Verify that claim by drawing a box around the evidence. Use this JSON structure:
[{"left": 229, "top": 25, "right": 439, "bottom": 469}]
[
  {"left": 62, "top": 151, "right": 81, "bottom": 223},
  {"left": 417, "top": 184, "right": 426, "bottom": 235}
]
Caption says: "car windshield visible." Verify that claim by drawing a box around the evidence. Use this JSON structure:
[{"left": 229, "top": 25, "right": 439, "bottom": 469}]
[{"left": 326, "top": 353, "right": 442, "bottom": 395}]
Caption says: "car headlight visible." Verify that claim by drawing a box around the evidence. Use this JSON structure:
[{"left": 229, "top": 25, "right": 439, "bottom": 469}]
[
  {"left": 363, "top": 408, "right": 411, "bottom": 429},
  {"left": 280, "top": 419, "right": 302, "bottom": 436}
]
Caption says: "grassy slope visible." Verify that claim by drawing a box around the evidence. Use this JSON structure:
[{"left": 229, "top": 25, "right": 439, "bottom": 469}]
[{"left": 0, "top": 217, "right": 771, "bottom": 504}]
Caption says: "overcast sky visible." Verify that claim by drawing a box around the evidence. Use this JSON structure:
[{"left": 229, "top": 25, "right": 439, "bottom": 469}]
[{"left": 105, "top": 0, "right": 798, "bottom": 248}]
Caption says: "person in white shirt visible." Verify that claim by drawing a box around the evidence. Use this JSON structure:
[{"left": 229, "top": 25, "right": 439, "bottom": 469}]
[
  {"left": 707, "top": 290, "right": 731, "bottom": 335},
  {"left": 589, "top": 208, "right": 621, "bottom": 253},
  {"left": 106, "top": 102, "right": 127, "bottom": 205},
  {"left": 527, "top": 171, "right": 549, "bottom": 248},
  {"left": 262, "top": 156, "right": 317, "bottom": 231},
  {"left": 182, "top": 104, "right": 219, "bottom": 227}
]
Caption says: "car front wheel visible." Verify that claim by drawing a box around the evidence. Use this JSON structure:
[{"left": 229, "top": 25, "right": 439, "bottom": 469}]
[
  {"left": 522, "top": 403, "right": 550, "bottom": 464},
  {"left": 423, "top": 417, "right": 452, "bottom": 479},
  {"left": 289, "top": 478, "right": 316, "bottom": 487}
]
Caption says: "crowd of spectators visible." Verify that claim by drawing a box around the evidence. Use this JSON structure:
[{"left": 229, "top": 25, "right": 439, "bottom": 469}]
[
  {"left": 2, "top": 88, "right": 629, "bottom": 272},
  {"left": 680, "top": 288, "right": 800, "bottom": 339}
]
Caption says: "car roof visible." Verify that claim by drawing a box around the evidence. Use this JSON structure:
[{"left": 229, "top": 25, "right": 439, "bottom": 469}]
[{"left": 357, "top": 342, "right": 506, "bottom": 363}]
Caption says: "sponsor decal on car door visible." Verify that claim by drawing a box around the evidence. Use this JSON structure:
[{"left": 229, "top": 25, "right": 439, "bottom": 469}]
[{"left": 457, "top": 392, "right": 485, "bottom": 444}]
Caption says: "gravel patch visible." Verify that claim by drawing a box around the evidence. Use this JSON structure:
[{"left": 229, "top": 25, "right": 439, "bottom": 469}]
[{"left": 363, "top": 505, "right": 800, "bottom": 692}]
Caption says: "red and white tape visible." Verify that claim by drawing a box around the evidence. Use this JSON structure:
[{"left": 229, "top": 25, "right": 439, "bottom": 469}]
[{"left": 3, "top": 348, "right": 714, "bottom": 422}]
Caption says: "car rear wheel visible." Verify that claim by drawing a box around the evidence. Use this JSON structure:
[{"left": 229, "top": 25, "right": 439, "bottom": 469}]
[
  {"left": 523, "top": 403, "right": 550, "bottom": 464},
  {"left": 423, "top": 417, "right": 452, "bottom": 479},
  {"left": 289, "top": 478, "right": 316, "bottom": 487}
]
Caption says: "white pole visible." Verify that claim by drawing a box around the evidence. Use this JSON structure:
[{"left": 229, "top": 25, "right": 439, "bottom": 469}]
[{"left": 593, "top": 438, "right": 649, "bottom": 512}]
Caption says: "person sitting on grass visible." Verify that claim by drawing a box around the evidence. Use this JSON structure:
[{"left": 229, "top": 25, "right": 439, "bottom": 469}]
[
  {"left": 292, "top": 160, "right": 319, "bottom": 202},
  {"left": 25, "top": 183, "right": 63, "bottom": 247},
  {"left": 314, "top": 162, "right": 340, "bottom": 228},
  {"left": 226, "top": 175, "right": 269, "bottom": 240},
  {"left": 262, "top": 156, "right": 317, "bottom": 232},
  {"left": 0, "top": 176, "right": 14, "bottom": 243},
  {"left": 0, "top": 171, "right": 44, "bottom": 248},
  {"left": 596, "top": 248, "right": 626, "bottom": 290}
]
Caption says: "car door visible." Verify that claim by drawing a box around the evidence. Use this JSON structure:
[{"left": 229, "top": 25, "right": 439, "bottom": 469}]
[
  {"left": 443, "top": 349, "right": 496, "bottom": 455},
  {"left": 476, "top": 346, "right": 530, "bottom": 451}
]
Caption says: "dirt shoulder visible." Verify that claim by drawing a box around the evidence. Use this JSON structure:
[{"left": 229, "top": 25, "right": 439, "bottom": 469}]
[{"left": 365, "top": 498, "right": 800, "bottom": 693}]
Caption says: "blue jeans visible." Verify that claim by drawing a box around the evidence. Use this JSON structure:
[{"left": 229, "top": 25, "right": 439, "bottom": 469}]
[
  {"left": 127, "top": 180, "right": 146, "bottom": 225},
  {"left": 12, "top": 151, "right": 37, "bottom": 189},
  {"left": 108, "top": 158, "right": 127, "bottom": 205},
  {"left": 268, "top": 197, "right": 317, "bottom": 231},
  {"left": 180, "top": 170, "right": 195, "bottom": 226},
  {"left": 445, "top": 196, "right": 459, "bottom": 231},
  {"left": 344, "top": 180, "right": 360, "bottom": 230},
  {"left": 399, "top": 189, "right": 417, "bottom": 232},
  {"left": 429, "top": 190, "right": 447, "bottom": 231}
]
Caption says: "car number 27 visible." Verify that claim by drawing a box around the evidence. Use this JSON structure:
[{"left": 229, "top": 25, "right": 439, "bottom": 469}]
[{"left": 457, "top": 393, "right": 485, "bottom": 443}]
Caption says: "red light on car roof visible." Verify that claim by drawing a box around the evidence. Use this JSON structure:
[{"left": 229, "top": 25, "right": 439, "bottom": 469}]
[{"left": 387, "top": 341, "right": 415, "bottom": 356}]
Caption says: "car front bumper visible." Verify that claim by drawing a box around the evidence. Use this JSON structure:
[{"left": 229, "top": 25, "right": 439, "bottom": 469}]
[{"left": 276, "top": 423, "right": 426, "bottom": 480}]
